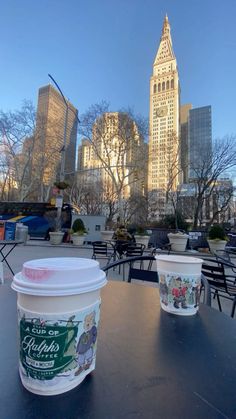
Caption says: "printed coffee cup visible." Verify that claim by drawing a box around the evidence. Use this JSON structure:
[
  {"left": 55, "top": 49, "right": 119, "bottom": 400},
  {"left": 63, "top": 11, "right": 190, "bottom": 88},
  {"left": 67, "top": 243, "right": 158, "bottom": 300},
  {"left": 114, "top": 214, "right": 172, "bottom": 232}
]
[
  {"left": 156, "top": 255, "right": 203, "bottom": 316},
  {"left": 11, "top": 257, "right": 107, "bottom": 396}
]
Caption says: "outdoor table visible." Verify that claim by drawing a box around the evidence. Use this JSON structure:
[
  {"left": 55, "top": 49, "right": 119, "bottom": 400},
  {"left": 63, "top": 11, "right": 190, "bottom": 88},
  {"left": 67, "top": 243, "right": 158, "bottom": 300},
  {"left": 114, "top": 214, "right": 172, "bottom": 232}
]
[
  {"left": 0, "top": 240, "right": 23, "bottom": 275},
  {"left": 1, "top": 281, "right": 236, "bottom": 418}
]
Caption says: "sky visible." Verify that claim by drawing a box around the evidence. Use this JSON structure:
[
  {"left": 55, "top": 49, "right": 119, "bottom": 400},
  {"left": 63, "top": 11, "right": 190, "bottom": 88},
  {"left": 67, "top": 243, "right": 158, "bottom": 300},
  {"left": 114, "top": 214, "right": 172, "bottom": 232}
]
[{"left": 1, "top": 0, "right": 236, "bottom": 140}]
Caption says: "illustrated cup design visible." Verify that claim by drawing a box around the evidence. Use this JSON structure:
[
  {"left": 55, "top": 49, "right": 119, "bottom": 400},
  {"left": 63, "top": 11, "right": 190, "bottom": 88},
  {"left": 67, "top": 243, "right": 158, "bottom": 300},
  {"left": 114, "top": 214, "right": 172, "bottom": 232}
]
[{"left": 156, "top": 255, "right": 203, "bottom": 316}]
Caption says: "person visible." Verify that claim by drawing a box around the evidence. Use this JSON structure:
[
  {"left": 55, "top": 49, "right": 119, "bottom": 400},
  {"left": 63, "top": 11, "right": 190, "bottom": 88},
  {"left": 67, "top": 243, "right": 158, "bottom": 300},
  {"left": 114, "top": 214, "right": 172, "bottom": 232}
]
[
  {"left": 113, "top": 225, "right": 133, "bottom": 241},
  {"left": 113, "top": 225, "right": 133, "bottom": 258}
]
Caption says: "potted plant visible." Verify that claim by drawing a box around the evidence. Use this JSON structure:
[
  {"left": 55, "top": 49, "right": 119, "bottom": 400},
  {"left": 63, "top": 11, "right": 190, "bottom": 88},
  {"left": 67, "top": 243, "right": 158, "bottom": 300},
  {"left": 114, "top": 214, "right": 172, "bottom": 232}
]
[
  {"left": 71, "top": 218, "right": 87, "bottom": 246},
  {"left": 158, "top": 214, "right": 189, "bottom": 252},
  {"left": 100, "top": 218, "right": 115, "bottom": 241},
  {"left": 167, "top": 230, "right": 189, "bottom": 252},
  {"left": 207, "top": 224, "right": 227, "bottom": 254},
  {"left": 49, "top": 215, "right": 64, "bottom": 245},
  {"left": 134, "top": 226, "right": 151, "bottom": 248}
]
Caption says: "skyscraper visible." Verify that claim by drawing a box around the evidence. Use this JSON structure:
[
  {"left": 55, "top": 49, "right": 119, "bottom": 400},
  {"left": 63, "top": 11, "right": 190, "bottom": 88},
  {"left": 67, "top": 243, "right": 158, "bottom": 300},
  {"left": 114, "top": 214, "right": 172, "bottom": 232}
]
[
  {"left": 32, "top": 84, "right": 78, "bottom": 200},
  {"left": 180, "top": 104, "right": 192, "bottom": 183},
  {"left": 148, "top": 15, "right": 181, "bottom": 216},
  {"left": 188, "top": 106, "right": 212, "bottom": 179}
]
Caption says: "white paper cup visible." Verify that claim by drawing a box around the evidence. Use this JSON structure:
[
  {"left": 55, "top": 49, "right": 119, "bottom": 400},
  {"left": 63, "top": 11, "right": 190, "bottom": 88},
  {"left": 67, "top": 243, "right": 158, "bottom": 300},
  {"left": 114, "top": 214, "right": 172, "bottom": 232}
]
[
  {"left": 156, "top": 255, "right": 203, "bottom": 316},
  {"left": 11, "top": 257, "right": 107, "bottom": 396}
]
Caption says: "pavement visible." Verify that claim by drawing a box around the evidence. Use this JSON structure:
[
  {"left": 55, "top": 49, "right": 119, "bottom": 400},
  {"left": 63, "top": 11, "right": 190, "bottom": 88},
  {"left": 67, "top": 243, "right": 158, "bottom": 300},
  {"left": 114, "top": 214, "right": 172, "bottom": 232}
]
[{"left": 1, "top": 239, "right": 235, "bottom": 320}]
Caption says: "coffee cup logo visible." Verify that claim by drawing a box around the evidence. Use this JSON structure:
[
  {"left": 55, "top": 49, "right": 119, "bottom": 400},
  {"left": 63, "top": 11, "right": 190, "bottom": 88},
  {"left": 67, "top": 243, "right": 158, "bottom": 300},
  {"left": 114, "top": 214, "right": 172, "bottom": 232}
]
[{"left": 20, "top": 316, "right": 79, "bottom": 380}]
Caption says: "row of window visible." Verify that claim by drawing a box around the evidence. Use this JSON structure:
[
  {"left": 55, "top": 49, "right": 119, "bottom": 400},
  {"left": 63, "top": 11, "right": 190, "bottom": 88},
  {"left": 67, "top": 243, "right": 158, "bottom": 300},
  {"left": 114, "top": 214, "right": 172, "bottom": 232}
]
[{"left": 153, "top": 79, "right": 174, "bottom": 94}]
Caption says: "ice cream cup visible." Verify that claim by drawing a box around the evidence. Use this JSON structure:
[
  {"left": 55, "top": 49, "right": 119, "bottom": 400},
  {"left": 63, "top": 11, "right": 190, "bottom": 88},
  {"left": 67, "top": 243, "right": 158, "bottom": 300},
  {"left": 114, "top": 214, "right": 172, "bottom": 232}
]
[
  {"left": 156, "top": 255, "right": 203, "bottom": 316},
  {"left": 11, "top": 257, "right": 107, "bottom": 396}
]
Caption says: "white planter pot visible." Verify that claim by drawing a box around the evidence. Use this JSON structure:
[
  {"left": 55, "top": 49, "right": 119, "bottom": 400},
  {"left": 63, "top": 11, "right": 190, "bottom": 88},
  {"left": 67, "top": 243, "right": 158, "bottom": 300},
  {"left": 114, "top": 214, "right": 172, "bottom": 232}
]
[
  {"left": 49, "top": 231, "right": 64, "bottom": 245},
  {"left": 167, "top": 233, "right": 189, "bottom": 252},
  {"left": 100, "top": 231, "right": 114, "bottom": 241},
  {"left": 72, "top": 235, "right": 86, "bottom": 246},
  {"left": 134, "top": 235, "right": 150, "bottom": 248},
  {"left": 207, "top": 240, "right": 227, "bottom": 254}
]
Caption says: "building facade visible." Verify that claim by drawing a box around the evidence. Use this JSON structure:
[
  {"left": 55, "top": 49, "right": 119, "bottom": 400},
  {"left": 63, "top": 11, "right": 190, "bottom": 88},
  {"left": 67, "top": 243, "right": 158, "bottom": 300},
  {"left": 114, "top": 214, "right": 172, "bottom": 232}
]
[
  {"left": 180, "top": 104, "right": 192, "bottom": 183},
  {"left": 78, "top": 112, "right": 147, "bottom": 220},
  {"left": 148, "top": 15, "right": 181, "bottom": 217},
  {"left": 180, "top": 105, "right": 212, "bottom": 182},
  {"left": 32, "top": 84, "right": 78, "bottom": 200},
  {"left": 188, "top": 105, "right": 212, "bottom": 180}
]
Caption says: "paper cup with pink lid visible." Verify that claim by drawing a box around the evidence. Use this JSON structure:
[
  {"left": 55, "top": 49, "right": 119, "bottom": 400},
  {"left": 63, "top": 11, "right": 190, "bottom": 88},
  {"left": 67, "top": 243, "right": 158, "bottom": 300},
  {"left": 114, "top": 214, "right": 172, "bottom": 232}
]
[{"left": 12, "top": 257, "right": 107, "bottom": 396}]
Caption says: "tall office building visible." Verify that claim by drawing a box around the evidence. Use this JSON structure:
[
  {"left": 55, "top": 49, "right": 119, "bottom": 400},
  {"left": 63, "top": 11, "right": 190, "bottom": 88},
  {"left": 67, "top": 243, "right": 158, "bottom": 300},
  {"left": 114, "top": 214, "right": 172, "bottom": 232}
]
[
  {"left": 180, "top": 105, "right": 212, "bottom": 182},
  {"left": 188, "top": 106, "right": 212, "bottom": 179},
  {"left": 32, "top": 84, "right": 78, "bottom": 200},
  {"left": 180, "top": 104, "right": 192, "bottom": 183}
]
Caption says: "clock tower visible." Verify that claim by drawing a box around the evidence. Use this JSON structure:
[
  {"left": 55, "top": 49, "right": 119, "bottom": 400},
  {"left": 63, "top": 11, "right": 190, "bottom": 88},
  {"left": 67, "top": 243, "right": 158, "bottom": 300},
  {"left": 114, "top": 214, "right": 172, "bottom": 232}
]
[{"left": 148, "top": 15, "right": 181, "bottom": 217}]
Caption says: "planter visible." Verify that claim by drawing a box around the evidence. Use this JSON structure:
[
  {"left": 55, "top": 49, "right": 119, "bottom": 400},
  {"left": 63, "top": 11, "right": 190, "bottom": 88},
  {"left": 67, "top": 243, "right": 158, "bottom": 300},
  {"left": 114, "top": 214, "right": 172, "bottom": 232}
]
[
  {"left": 167, "top": 233, "right": 189, "bottom": 252},
  {"left": 207, "top": 239, "right": 227, "bottom": 254},
  {"left": 72, "top": 234, "right": 86, "bottom": 246},
  {"left": 134, "top": 235, "right": 150, "bottom": 248},
  {"left": 100, "top": 231, "right": 114, "bottom": 241},
  {"left": 49, "top": 231, "right": 64, "bottom": 245}
]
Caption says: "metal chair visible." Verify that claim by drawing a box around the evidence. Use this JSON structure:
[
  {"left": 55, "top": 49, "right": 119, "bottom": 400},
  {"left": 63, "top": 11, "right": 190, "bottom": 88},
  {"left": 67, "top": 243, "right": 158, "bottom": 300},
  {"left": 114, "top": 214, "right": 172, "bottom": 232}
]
[
  {"left": 214, "top": 249, "right": 236, "bottom": 274},
  {"left": 103, "top": 255, "right": 157, "bottom": 283},
  {"left": 91, "top": 241, "right": 115, "bottom": 263},
  {"left": 202, "top": 258, "right": 236, "bottom": 317}
]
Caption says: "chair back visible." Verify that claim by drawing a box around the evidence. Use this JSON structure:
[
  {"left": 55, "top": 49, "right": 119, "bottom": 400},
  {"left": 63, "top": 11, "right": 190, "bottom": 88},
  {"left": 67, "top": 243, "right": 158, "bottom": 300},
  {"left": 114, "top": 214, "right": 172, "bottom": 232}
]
[
  {"left": 92, "top": 241, "right": 110, "bottom": 259},
  {"left": 125, "top": 243, "right": 145, "bottom": 257},
  {"left": 214, "top": 249, "right": 236, "bottom": 273},
  {"left": 201, "top": 258, "right": 228, "bottom": 292},
  {"left": 103, "top": 255, "right": 157, "bottom": 283}
]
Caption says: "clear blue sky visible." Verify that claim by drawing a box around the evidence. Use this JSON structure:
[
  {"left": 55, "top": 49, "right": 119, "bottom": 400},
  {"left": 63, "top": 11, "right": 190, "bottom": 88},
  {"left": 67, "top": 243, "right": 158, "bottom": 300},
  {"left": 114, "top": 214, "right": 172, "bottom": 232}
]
[{"left": 1, "top": 0, "right": 236, "bottom": 139}]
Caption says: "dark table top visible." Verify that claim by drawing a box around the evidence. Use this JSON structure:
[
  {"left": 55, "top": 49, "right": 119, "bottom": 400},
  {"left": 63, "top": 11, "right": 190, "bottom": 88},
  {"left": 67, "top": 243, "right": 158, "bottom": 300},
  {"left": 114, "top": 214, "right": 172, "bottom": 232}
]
[{"left": 1, "top": 280, "right": 236, "bottom": 419}]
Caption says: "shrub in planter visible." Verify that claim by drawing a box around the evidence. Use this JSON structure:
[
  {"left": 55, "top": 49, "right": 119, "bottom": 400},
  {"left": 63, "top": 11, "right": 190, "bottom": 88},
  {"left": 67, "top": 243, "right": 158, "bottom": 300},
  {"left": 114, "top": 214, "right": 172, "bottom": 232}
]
[
  {"left": 208, "top": 225, "right": 227, "bottom": 241},
  {"left": 71, "top": 218, "right": 87, "bottom": 245},
  {"left": 72, "top": 218, "right": 86, "bottom": 235},
  {"left": 207, "top": 224, "right": 227, "bottom": 254}
]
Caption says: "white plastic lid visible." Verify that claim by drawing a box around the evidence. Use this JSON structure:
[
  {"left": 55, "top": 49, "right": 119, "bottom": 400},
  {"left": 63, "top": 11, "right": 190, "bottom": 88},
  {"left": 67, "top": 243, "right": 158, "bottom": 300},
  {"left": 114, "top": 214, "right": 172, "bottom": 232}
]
[
  {"left": 155, "top": 255, "right": 203, "bottom": 264},
  {"left": 11, "top": 257, "right": 107, "bottom": 296}
]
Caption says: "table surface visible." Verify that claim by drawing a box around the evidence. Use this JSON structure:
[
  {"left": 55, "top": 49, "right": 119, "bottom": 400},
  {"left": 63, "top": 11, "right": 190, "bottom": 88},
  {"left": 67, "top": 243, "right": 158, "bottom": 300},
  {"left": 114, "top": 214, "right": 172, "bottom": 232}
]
[
  {"left": 1, "top": 281, "right": 236, "bottom": 419},
  {"left": 0, "top": 240, "right": 23, "bottom": 244}
]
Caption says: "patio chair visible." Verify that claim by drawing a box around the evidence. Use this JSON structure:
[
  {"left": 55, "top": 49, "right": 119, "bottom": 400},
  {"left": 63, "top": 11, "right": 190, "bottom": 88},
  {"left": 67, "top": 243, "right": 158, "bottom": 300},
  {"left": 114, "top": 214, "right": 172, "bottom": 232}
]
[
  {"left": 201, "top": 258, "right": 236, "bottom": 317},
  {"left": 91, "top": 241, "right": 115, "bottom": 264},
  {"left": 103, "top": 255, "right": 157, "bottom": 283},
  {"left": 214, "top": 249, "right": 236, "bottom": 274},
  {"left": 125, "top": 242, "right": 146, "bottom": 271}
]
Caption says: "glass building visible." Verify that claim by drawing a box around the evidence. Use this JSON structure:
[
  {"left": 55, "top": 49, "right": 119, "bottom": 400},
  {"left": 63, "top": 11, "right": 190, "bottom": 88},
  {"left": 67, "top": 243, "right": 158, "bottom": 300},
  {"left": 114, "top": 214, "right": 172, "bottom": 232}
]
[{"left": 188, "top": 106, "right": 212, "bottom": 179}]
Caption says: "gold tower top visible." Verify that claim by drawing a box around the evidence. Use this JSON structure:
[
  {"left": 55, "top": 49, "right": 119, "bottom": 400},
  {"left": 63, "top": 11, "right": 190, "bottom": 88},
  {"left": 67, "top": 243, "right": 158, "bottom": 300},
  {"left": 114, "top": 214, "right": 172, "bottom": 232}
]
[{"left": 162, "top": 14, "right": 170, "bottom": 37}]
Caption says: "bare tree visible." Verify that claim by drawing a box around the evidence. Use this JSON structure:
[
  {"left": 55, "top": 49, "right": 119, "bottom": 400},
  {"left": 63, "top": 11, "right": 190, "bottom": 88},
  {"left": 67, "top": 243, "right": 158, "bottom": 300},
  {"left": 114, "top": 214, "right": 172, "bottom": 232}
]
[
  {"left": 0, "top": 101, "right": 65, "bottom": 202},
  {"left": 0, "top": 101, "right": 36, "bottom": 200},
  {"left": 78, "top": 102, "right": 148, "bottom": 222},
  {"left": 164, "top": 136, "right": 184, "bottom": 229},
  {"left": 189, "top": 136, "right": 236, "bottom": 228}
]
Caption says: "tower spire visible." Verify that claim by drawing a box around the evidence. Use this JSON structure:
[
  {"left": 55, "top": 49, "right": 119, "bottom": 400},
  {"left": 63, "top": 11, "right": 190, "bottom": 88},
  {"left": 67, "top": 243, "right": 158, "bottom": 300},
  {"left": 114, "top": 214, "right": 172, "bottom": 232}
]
[
  {"left": 162, "top": 14, "right": 170, "bottom": 37},
  {"left": 154, "top": 14, "right": 174, "bottom": 65}
]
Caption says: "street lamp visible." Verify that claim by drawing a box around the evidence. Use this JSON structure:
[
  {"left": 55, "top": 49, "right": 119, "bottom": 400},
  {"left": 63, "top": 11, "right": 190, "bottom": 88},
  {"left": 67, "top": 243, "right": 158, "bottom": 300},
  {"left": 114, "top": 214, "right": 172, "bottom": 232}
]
[{"left": 48, "top": 74, "right": 71, "bottom": 231}]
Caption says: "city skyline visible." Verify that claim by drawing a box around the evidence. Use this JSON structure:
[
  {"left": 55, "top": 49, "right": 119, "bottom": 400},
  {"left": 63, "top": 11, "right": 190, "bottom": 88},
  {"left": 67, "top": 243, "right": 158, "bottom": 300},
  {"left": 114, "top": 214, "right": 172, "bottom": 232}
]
[{"left": 1, "top": 0, "right": 236, "bottom": 140}]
